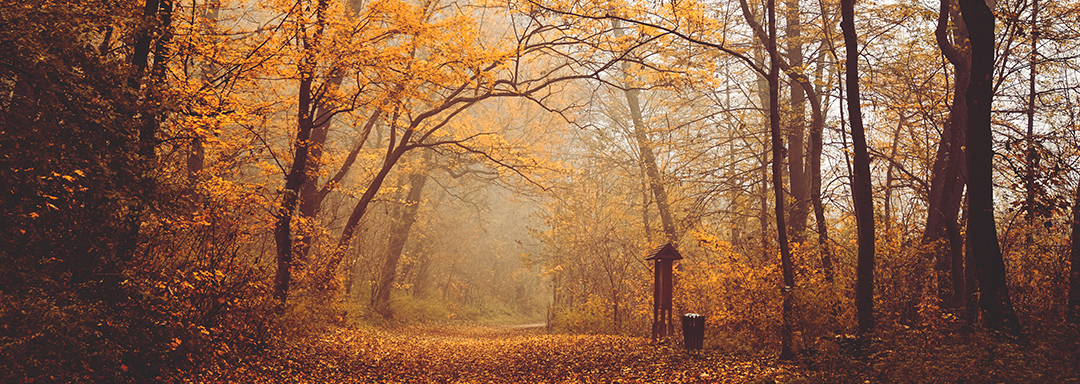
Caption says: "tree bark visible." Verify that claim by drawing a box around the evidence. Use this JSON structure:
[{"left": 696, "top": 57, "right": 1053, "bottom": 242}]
[
  {"left": 301, "top": 109, "right": 382, "bottom": 227},
  {"left": 613, "top": 20, "right": 679, "bottom": 245},
  {"left": 741, "top": 0, "right": 830, "bottom": 274},
  {"left": 272, "top": 75, "right": 315, "bottom": 306},
  {"left": 186, "top": 3, "right": 219, "bottom": 181},
  {"left": 811, "top": 172, "right": 834, "bottom": 282},
  {"left": 785, "top": 0, "right": 810, "bottom": 244},
  {"left": 810, "top": 43, "right": 834, "bottom": 283},
  {"left": 1068, "top": 181, "right": 1080, "bottom": 323},
  {"left": 291, "top": 0, "right": 372, "bottom": 262},
  {"left": 313, "top": 125, "right": 414, "bottom": 293},
  {"left": 766, "top": 0, "right": 797, "bottom": 361},
  {"left": 840, "top": 0, "right": 876, "bottom": 338},
  {"left": 272, "top": 0, "right": 329, "bottom": 306},
  {"left": 294, "top": 75, "right": 345, "bottom": 263},
  {"left": 883, "top": 119, "right": 905, "bottom": 232},
  {"left": 963, "top": 197, "right": 979, "bottom": 324},
  {"left": 1023, "top": 0, "right": 1040, "bottom": 246},
  {"left": 293, "top": 84, "right": 348, "bottom": 208},
  {"left": 926, "top": 0, "right": 970, "bottom": 310},
  {"left": 116, "top": 0, "right": 173, "bottom": 265},
  {"left": 130, "top": 0, "right": 162, "bottom": 79},
  {"left": 755, "top": 44, "right": 772, "bottom": 264},
  {"left": 958, "top": 0, "right": 1022, "bottom": 336},
  {"left": 372, "top": 151, "right": 431, "bottom": 316}
]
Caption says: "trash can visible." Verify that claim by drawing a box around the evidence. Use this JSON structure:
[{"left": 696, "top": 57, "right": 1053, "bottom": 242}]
[{"left": 681, "top": 313, "right": 705, "bottom": 351}]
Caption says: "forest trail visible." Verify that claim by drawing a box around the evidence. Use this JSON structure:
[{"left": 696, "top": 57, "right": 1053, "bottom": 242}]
[
  {"left": 502, "top": 322, "right": 548, "bottom": 329},
  {"left": 189, "top": 325, "right": 802, "bottom": 383}
]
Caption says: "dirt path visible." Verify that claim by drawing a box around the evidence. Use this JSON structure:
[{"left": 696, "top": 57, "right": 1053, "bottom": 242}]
[
  {"left": 503, "top": 322, "right": 548, "bottom": 329},
  {"left": 188, "top": 325, "right": 803, "bottom": 383}
]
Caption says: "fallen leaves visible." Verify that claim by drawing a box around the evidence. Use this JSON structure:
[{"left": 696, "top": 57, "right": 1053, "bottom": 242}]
[{"left": 183, "top": 325, "right": 802, "bottom": 383}]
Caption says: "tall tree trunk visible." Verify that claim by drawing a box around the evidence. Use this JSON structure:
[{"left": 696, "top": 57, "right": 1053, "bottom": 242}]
[
  {"left": 643, "top": 178, "right": 652, "bottom": 242},
  {"left": 883, "top": 119, "right": 905, "bottom": 233},
  {"left": 958, "top": 0, "right": 1022, "bottom": 336},
  {"left": 760, "top": 153, "right": 771, "bottom": 263},
  {"left": 272, "top": 0, "right": 329, "bottom": 306},
  {"left": 766, "top": 0, "right": 797, "bottom": 361},
  {"left": 291, "top": 0, "right": 376, "bottom": 262},
  {"left": 841, "top": 0, "right": 876, "bottom": 338},
  {"left": 411, "top": 249, "right": 433, "bottom": 298},
  {"left": 785, "top": 0, "right": 810, "bottom": 244},
  {"left": 756, "top": 44, "right": 772, "bottom": 264},
  {"left": 294, "top": 75, "right": 345, "bottom": 263},
  {"left": 144, "top": 0, "right": 171, "bottom": 162},
  {"left": 742, "top": 0, "right": 829, "bottom": 273},
  {"left": 945, "top": 0, "right": 970, "bottom": 310},
  {"left": 291, "top": 109, "right": 382, "bottom": 265},
  {"left": 810, "top": 43, "right": 834, "bottom": 283},
  {"left": 116, "top": 0, "right": 173, "bottom": 265},
  {"left": 811, "top": 167, "right": 834, "bottom": 282},
  {"left": 186, "top": 3, "right": 219, "bottom": 181},
  {"left": 306, "top": 110, "right": 382, "bottom": 216},
  {"left": 963, "top": 197, "right": 979, "bottom": 324},
  {"left": 946, "top": 205, "right": 966, "bottom": 311},
  {"left": 927, "top": 0, "right": 970, "bottom": 311},
  {"left": 888, "top": 116, "right": 918, "bottom": 325},
  {"left": 272, "top": 76, "right": 315, "bottom": 306},
  {"left": 311, "top": 81, "right": 491, "bottom": 295},
  {"left": 1023, "top": 0, "right": 1039, "bottom": 246},
  {"left": 613, "top": 20, "right": 679, "bottom": 245},
  {"left": 1068, "top": 181, "right": 1080, "bottom": 323},
  {"left": 314, "top": 124, "right": 415, "bottom": 293},
  {"left": 301, "top": 2, "right": 442, "bottom": 280},
  {"left": 130, "top": 0, "right": 162, "bottom": 80},
  {"left": 372, "top": 152, "right": 431, "bottom": 317}
]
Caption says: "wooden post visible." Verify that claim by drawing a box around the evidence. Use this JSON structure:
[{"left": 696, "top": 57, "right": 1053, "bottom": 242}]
[{"left": 646, "top": 243, "right": 682, "bottom": 342}]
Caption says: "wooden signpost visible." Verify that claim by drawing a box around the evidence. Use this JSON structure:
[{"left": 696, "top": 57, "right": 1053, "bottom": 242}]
[{"left": 646, "top": 243, "right": 682, "bottom": 342}]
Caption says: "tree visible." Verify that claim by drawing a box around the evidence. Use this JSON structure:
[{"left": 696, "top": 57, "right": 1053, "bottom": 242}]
[
  {"left": 296, "top": 110, "right": 382, "bottom": 260},
  {"left": 116, "top": 0, "right": 174, "bottom": 264},
  {"left": 924, "top": 0, "right": 970, "bottom": 312},
  {"left": 293, "top": 0, "right": 390, "bottom": 263},
  {"left": 784, "top": 0, "right": 811, "bottom": 243},
  {"left": 530, "top": 124, "right": 653, "bottom": 333},
  {"left": 272, "top": 0, "right": 334, "bottom": 306},
  {"left": 739, "top": 0, "right": 834, "bottom": 281},
  {"left": 1022, "top": 0, "right": 1041, "bottom": 243},
  {"left": 958, "top": 0, "right": 1022, "bottom": 335},
  {"left": 306, "top": 2, "right": 622, "bottom": 299},
  {"left": 547, "top": 0, "right": 822, "bottom": 357},
  {"left": 1069, "top": 181, "right": 1080, "bottom": 323},
  {"left": 0, "top": 0, "right": 276, "bottom": 379},
  {"left": 762, "top": 0, "right": 797, "bottom": 360},
  {"left": 372, "top": 150, "right": 432, "bottom": 316},
  {"left": 612, "top": 19, "right": 679, "bottom": 245},
  {"left": 806, "top": 5, "right": 836, "bottom": 284},
  {"left": 840, "top": 0, "right": 876, "bottom": 337}
]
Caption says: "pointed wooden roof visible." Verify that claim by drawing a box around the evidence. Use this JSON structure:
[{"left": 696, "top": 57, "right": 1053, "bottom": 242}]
[{"left": 645, "top": 243, "right": 682, "bottom": 261}]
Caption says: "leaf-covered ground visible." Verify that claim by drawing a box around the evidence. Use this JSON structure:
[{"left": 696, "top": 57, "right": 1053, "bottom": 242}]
[{"left": 182, "top": 325, "right": 802, "bottom": 383}]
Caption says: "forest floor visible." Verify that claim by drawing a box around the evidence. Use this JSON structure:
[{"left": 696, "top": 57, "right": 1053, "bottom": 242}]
[
  {"left": 178, "top": 322, "right": 1080, "bottom": 383},
  {"left": 181, "top": 324, "right": 804, "bottom": 383}
]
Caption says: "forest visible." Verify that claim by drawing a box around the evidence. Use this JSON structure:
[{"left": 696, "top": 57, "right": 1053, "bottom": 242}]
[{"left": 1, "top": 0, "right": 1079, "bottom": 381}]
